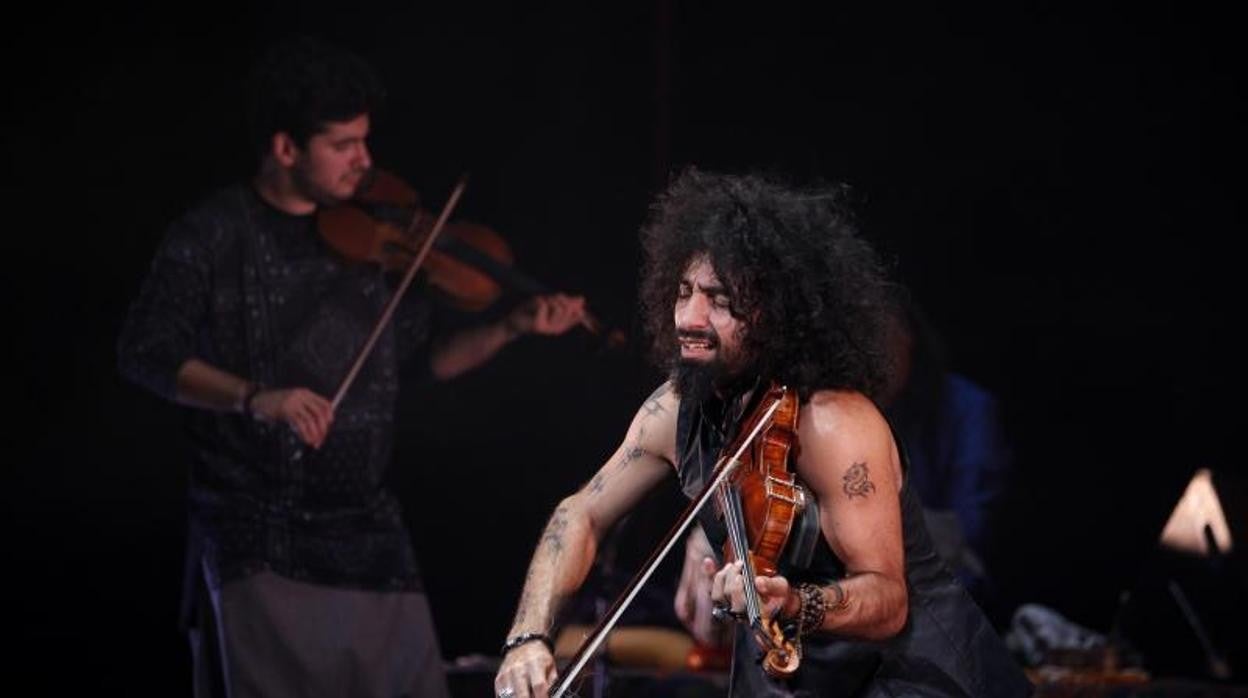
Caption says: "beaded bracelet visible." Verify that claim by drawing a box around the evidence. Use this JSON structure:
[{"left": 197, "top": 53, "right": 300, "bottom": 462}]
[
  {"left": 501, "top": 631, "right": 554, "bottom": 656},
  {"left": 796, "top": 583, "right": 827, "bottom": 635}
]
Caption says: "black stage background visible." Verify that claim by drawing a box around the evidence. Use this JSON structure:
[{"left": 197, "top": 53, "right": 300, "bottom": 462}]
[{"left": 3, "top": 2, "right": 1243, "bottom": 693}]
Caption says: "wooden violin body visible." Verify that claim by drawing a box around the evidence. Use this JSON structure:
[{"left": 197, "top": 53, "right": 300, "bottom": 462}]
[
  {"left": 722, "top": 384, "right": 806, "bottom": 576},
  {"left": 715, "top": 383, "right": 807, "bottom": 678},
  {"left": 318, "top": 170, "right": 510, "bottom": 311}
]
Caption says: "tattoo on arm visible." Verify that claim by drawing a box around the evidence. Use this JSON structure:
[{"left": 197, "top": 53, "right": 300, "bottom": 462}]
[
  {"left": 842, "top": 462, "right": 875, "bottom": 499},
  {"left": 589, "top": 441, "right": 645, "bottom": 494},
  {"left": 642, "top": 383, "right": 669, "bottom": 417},
  {"left": 589, "top": 441, "right": 645, "bottom": 493},
  {"left": 588, "top": 471, "right": 605, "bottom": 494},
  {"left": 586, "top": 383, "right": 669, "bottom": 494},
  {"left": 542, "top": 505, "right": 570, "bottom": 554}
]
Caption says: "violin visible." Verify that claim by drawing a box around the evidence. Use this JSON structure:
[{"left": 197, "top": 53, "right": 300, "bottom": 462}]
[
  {"left": 321, "top": 177, "right": 468, "bottom": 413},
  {"left": 713, "top": 382, "right": 805, "bottom": 678},
  {"left": 551, "top": 384, "right": 808, "bottom": 696},
  {"left": 317, "top": 170, "right": 624, "bottom": 346}
]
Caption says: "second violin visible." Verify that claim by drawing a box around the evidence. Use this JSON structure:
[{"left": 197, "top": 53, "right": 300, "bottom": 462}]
[{"left": 317, "top": 169, "right": 624, "bottom": 347}]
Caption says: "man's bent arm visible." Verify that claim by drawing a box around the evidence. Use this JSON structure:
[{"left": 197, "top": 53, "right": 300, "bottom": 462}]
[
  {"left": 504, "top": 383, "right": 678, "bottom": 638},
  {"left": 429, "top": 318, "right": 520, "bottom": 381},
  {"left": 431, "top": 294, "right": 587, "bottom": 380},
  {"left": 173, "top": 358, "right": 255, "bottom": 413},
  {"left": 790, "top": 391, "right": 909, "bottom": 640}
]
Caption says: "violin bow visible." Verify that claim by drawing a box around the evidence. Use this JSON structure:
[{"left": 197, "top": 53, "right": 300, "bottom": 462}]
[
  {"left": 551, "top": 392, "right": 786, "bottom": 698},
  {"left": 330, "top": 175, "right": 468, "bottom": 411}
]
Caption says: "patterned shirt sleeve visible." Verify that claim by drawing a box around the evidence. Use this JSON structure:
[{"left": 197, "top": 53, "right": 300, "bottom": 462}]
[{"left": 117, "top": 210, "right": 215, "bottom": 401}]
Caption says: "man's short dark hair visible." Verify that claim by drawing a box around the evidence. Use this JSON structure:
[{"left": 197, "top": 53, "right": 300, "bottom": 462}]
[{"left": 245, "top": 36, "right": 385, "bottom": 156}]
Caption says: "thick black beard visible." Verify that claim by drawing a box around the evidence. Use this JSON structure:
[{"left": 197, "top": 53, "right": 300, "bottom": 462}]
[
  {"left": 672, "top": 355, "right": 757, "bottom": 408},
  {"left": 673, "top": 358, "right": 725, "bottom": 408}
]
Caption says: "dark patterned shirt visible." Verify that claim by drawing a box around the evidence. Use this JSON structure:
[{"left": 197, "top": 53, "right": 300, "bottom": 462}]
[{"left": 118, "top": 184, "right": 432, "bottom": 592}]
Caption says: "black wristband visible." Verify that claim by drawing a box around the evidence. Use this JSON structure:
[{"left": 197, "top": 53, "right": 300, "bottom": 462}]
[
  {"left": 501, "top": 631, "right": 553, "bottom": 656},
  {"left": 241, "top": 383, "right": 263, "bottom": 419}
]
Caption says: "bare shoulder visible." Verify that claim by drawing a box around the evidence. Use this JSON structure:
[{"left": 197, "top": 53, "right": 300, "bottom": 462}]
[
  {"left": 632, "top": 381, "right": 680, "bottom": 466},
  {"left": 796, "top": 389, "right": 902, "bottom": 495},
  {"left": 576, "top": 381, "right": 681, "bottom": 526},
  {"left": 798, "top": 390, "right": 889, "bottom": 443},
  {"left": 641, "top": 380, "right": 681, "bottom": 418}
]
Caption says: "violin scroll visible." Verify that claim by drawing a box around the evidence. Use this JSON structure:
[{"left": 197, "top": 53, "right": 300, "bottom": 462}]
[{"left": 760, "top": 620, "right": 801, "bottom": 677}]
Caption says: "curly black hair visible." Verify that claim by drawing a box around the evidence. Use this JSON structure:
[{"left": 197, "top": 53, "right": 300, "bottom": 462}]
[
  {"left": 639, "top": 168, "right": 899, "bottom": 401},
  {"left": 245, "top": 36, "right": 385, "bottom": 156}
]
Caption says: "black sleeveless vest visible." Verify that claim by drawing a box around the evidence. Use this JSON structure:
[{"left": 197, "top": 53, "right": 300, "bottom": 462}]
[{"left": 675, "top": 393, "right": 1033, "bottom": 697}]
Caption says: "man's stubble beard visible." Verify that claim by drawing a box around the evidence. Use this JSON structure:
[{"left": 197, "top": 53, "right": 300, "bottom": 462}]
[{"left": 291, "top": 160, "right": 357, "bottom": 208}]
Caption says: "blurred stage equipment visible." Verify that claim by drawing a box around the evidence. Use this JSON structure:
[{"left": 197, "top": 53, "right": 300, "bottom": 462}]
[
  {"left": 1117, "top": 467, "right": 1244, "bottom": 685},
  {"left": 1009, "top": 468, "right": 1245, "bottom": 695}
]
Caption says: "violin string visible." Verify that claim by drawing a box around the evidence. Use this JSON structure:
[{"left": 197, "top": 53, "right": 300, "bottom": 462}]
[
  {"left": 552, "top": 397, "right": 783, "bottom": 698},
  {"left": 723, "top": 485, "right": 765, "bottom": 626}
]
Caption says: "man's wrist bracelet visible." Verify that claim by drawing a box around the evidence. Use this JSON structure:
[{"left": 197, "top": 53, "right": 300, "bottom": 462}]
[
  {"left": 502, "top": 631, "right": 553, "bottom": 656},
  {"left": 241, "top": 383, "right": 263, "bottom": 419},
  {"left": 796, "top": 582, "right": 828, "bottom": 636}
]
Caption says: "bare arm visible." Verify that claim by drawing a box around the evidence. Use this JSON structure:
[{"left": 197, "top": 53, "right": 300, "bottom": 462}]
[
  {"left": 789, "top": 391, "right": 908, "bottom": 640},
  {"left": 430, "top": 294, "right": 586, "bottom": 380},
  {"left": 709, "top": 390, "right": 908, "bottom": 641},
  {"left": 428, "top": 316, "right": 519, "bottom": 381},
  {"left": 496, "top": 382, "right": 678, "bottom": 698}
]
